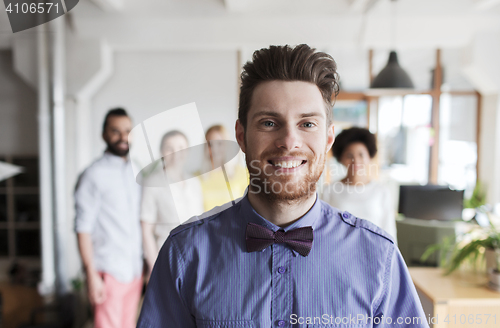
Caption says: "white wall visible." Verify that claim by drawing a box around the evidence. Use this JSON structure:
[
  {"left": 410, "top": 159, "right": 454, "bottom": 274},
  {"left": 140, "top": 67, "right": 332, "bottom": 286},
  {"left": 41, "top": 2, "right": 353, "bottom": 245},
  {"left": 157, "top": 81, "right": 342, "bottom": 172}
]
[
  {"left": 479, "top": 94, "right": 500, "bottom": 204},
  {"left": 471, "top": 30, "right": 500, "bottom": 204},
  {"left": 472, "top": 30, "right": 500, "bottom": 90},
  {"left": 62, "top": 48, "right": 240, "bottom": 284},
  {"left": 91, "top": 49, "right": 239, "bottom": 161}
]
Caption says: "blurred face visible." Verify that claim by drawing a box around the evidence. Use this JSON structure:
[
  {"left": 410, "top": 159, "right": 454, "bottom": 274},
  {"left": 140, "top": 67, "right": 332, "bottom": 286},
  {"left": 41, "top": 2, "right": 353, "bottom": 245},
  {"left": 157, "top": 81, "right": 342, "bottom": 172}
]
[
  {"left": 102, "top": 115, "right": 132, "bottom": 157},
  {"left": 339, "top": 142, "right": 372, "bottom": 177},
  {"left": 236, "top": 80, "right": 334, "bottom": 201},
  {"left": 206, "top": 130, "right": 226, "bottom": 167},
  {"left": 161, "top": 134, "right": 189, "bottom": 168}
]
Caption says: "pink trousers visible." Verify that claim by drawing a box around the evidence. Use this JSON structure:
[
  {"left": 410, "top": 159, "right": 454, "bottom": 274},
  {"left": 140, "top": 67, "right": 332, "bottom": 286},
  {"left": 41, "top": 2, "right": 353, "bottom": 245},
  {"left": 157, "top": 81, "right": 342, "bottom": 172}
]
[{"left": 94, "top": 273, "right": 143, "bottom": 328}]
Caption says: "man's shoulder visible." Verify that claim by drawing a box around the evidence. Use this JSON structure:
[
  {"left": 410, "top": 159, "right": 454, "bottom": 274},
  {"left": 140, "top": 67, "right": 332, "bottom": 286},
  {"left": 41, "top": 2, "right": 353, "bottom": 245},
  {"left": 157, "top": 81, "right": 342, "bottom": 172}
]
[
  {"left": 169, "top": 197, "right": 243, "bottom": 238},
  {"left": 75, "top": 155, "right": 109, "bottom": 188},
  {"left": 319, "top": 200, "right": 394, "bottom": 244},
  {"left": 80, "top": 154, "right": 109, "bottom": 176}
]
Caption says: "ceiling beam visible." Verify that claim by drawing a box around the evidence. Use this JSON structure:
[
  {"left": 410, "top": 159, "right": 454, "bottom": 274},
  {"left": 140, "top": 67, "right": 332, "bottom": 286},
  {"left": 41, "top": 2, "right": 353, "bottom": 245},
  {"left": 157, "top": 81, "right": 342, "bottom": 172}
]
[
  {"left": 71, "top": 13, "right": 500, "bottom": 50},
  {"left": 475, "top": 0, "right": 500, "bottom": 11}
]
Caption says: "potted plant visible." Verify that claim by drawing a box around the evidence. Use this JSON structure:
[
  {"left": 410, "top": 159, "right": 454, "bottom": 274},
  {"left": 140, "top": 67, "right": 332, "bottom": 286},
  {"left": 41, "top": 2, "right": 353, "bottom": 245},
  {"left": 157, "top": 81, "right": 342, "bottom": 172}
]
[
  {"left": 421, "top": 220, "right": 500, "bottom": 290},
  {"left": 463, "top": 182, "right": 487, "bottom": 209},
  {"left": 462, "top": 182, "right": 487, "bottom": 221},
  {"left": 488, "top": 249, "right": 500, "bottom": 291}
]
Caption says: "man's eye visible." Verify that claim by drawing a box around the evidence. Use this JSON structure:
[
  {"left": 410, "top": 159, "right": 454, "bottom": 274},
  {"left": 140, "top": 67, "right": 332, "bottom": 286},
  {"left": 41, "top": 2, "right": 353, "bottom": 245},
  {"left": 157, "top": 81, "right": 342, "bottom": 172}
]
[
  {"left": 263, "top": 121, "right": 275, "bottom": 127},
  {"left": 302, "top": 122, "right": 315, "bottom": 128}
]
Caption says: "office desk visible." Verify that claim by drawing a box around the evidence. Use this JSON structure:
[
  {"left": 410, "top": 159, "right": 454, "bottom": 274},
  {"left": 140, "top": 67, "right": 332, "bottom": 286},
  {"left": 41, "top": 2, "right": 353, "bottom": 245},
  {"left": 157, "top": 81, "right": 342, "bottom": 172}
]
[{"left": 409, "top": 267, "right": 500, "bottom": 328}]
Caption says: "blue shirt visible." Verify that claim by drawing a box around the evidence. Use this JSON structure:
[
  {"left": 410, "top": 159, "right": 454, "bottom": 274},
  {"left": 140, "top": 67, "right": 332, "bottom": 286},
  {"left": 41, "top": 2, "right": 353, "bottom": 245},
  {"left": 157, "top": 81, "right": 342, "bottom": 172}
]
[{"left": 137, "top": 194, "right": 428, "bottom": 328}]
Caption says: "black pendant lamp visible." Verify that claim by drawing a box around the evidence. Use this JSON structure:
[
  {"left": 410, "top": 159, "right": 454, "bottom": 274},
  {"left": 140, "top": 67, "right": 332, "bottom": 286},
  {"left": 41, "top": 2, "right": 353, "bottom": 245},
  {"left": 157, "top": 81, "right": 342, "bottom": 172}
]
[
  {"left": 370, "top": 0, "right": 414, "bottom": 90},
  {"left": 370, "top": 51, "right": 414, "bottom": 88}
]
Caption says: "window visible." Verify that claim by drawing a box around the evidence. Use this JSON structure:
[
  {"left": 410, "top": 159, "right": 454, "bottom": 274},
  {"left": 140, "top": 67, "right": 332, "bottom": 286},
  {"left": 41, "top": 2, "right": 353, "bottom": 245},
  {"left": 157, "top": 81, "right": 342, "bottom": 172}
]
[
  {"left": 438, "top": 94, "right": 478, "bottom": 197},
  {"left": 377, "top": 95, "right": 433, "bottom": 184}
]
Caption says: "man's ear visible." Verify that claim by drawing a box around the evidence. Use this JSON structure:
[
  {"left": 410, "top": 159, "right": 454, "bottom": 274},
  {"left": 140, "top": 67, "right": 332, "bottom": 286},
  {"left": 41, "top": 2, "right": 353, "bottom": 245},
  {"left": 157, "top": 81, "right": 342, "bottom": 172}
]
[
  {"left": 235, "top": 120, "right": 246, "bottom": 153},
  {"left": 326, "top": 124, "right": 335, "bottom": 153}
]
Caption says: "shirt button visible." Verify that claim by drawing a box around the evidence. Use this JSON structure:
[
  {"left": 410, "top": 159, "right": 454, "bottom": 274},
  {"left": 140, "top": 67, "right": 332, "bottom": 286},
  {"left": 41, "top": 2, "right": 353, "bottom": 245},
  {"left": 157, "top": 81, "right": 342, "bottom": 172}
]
[
  {"left": 278, "top": 267, "right": 286, "bottom": 274},
  {"left": 278, "top": 320, "right": 286, "bottom": 326},
  {"left": 342, "top": 212, "right": 349, "bottom": 218}
]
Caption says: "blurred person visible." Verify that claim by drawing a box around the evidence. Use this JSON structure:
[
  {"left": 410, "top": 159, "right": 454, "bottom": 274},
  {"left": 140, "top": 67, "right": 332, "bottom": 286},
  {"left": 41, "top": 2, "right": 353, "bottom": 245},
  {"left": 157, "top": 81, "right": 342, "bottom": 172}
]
[
  {"left": 322, "top": 127, "right": 397, "bottom": 240},
  {"left": 141, "top": 130, "right": 203, "bottom": 275},
  {"left": 137, "top": 45, "right": 427, "bottom": 327},
  {"left": 199, "top": 124, "right": 248, "bottom": 211},
  {"left": 74, "top": 108, "right": 142, "bottom": 328}
]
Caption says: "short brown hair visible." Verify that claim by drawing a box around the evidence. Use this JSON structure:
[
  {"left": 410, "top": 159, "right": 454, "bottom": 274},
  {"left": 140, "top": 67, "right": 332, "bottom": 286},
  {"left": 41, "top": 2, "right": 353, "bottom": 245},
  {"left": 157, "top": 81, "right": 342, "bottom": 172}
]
[
  {"left": 238, "top": 44, "right": 339, "bottom": 128},
  {"left": 205, "top": 125, "right": 228, "bottom": 140}
]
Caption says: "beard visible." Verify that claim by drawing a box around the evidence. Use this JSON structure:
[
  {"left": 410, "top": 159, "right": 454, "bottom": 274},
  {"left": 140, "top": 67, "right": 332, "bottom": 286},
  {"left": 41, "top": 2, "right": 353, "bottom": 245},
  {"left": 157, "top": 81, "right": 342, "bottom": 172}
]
[
  {"left": 106, "top": 140, "right": 129, "bottom": 157},
  {"left": 246, "top": 147, "right": 326, "bottom": 203}
]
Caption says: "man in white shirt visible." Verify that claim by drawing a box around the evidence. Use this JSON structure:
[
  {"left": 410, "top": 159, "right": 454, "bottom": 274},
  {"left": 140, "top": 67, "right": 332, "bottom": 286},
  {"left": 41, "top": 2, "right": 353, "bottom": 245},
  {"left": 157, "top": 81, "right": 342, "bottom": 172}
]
[{"left": 74, "top": 108, "right": 143, "bottom": 328}]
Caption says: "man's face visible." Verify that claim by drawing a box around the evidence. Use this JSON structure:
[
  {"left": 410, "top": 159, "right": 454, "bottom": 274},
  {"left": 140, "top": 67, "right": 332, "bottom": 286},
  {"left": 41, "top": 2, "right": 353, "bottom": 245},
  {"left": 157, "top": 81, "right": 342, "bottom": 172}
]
[
  {"left": 236, "top": 81, "right": 334, "bottom": 201},
  {"left": 102, "top": 115, "right": 132, "bottom": 157},
  {"left": 340, "top": 142, "right": 372, "bottom": 177}
]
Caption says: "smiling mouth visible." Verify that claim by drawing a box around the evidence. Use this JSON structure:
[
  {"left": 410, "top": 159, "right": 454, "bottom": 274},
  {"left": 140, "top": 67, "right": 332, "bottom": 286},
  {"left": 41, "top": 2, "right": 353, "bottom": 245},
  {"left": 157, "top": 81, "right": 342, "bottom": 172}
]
[{"left": 268, "top": 160, "right": 307, "bottom": 169}]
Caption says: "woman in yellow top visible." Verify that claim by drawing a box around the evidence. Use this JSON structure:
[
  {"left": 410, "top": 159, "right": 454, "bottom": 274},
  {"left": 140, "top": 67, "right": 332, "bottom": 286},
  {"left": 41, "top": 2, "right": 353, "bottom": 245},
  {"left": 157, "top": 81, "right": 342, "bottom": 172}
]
[{"left": 199, "top": 125, "right": 248, "bottom": 211}]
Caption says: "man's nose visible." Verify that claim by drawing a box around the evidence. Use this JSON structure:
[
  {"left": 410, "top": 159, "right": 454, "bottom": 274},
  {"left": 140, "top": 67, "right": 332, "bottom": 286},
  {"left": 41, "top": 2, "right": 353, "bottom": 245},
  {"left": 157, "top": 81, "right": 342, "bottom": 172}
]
[
  {"left": 120, "top": 132, "right": 129, "bottom": 143},
  {"left": 275, "top": 125, "right": 301, "bottom": 151}
]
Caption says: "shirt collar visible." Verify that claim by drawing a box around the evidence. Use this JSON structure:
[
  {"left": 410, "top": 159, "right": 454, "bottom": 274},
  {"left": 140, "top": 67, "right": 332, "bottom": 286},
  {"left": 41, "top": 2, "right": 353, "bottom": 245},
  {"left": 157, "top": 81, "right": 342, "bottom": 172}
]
[
  {"left": 103, "top": 151, "right": 129, "bottom": 165},
  {"left": 239, "top": 193, "right": 322, "bottom": 233}
]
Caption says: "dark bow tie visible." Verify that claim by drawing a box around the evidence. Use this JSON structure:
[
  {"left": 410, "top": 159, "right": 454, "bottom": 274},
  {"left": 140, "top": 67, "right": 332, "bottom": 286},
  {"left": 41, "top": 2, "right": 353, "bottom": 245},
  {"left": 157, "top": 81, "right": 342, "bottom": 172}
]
[{"left": 245, "top": 223, "right": 314, "bottom": 257}]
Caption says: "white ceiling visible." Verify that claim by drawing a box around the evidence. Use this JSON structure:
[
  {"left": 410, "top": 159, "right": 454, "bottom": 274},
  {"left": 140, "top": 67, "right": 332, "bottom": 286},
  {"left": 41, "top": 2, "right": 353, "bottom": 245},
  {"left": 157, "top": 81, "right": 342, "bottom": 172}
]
[
  {"left": 93, "top": 0, "right": 500, "bottom": 16},
  {"left": 64, "top": 0, "right": 498, "bottom": 50},
  {"left": 0, "top": 0, "right": 499, "bottom": 50}
]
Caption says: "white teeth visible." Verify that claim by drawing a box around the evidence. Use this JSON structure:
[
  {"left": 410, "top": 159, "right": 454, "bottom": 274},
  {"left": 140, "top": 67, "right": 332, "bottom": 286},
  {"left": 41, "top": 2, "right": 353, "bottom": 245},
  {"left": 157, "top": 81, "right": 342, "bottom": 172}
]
[{"left": 273, "top": 160, "right": 302, "bottom": 168}]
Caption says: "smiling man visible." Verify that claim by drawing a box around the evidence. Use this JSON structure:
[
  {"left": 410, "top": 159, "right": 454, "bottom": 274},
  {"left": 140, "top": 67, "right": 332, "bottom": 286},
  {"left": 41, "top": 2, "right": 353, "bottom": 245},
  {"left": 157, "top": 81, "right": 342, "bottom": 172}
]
[{"left": 137, "top": 45, "right": 428, "bottom": 328}]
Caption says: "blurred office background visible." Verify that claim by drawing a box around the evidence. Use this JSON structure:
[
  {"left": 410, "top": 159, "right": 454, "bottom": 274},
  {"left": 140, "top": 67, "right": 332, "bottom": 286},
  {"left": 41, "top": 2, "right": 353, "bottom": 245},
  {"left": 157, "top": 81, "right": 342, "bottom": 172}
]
[{"left": 1, "top": 0, "right": 500, "bottom": 327}]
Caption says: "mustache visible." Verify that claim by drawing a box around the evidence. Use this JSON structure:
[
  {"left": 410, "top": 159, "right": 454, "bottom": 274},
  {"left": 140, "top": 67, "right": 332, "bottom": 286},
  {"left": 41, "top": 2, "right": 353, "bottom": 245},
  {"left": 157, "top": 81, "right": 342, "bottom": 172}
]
[
  {"left": 112, "top": 140, "right": 129, "bottom": 147},
  {"left": 260, "top": 150, "right": 310, "bottom": 159}
]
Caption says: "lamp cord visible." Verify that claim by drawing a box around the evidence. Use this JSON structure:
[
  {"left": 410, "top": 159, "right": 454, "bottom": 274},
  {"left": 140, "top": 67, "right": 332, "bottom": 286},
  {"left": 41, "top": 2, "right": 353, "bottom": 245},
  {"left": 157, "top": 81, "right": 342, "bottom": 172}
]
[{"left": 391, "top": 0, "right": 397, "bottom": 51}]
